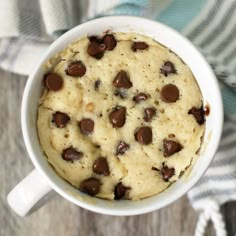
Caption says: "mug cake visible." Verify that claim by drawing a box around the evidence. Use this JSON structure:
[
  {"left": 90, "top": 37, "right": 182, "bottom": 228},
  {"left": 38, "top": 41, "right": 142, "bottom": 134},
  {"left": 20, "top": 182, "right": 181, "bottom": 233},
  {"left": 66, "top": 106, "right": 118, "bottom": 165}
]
[{"left": 37, "top": 32, "right": 206, "bottom": 200}]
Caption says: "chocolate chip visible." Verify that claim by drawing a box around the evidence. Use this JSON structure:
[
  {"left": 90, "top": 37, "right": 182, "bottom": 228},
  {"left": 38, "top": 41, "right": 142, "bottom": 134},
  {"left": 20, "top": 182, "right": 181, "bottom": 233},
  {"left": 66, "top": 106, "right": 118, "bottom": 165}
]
[
  {"left": 93, "top": 157, "right": 110, "bottom": 176},
  {"left": 163, "top": 139, "right": 182, "bottom": 157},
  {"left": 94, "top": 80, "right": 101, "bottom": 91},
  {"left": 89, "top": 36, "right": 101, "bottom": 43},
  {"left": 66, "top": 61, "right": 86, "bottom": 77},
  {"left": 188, "top": 106, "right": 205, "bottom": 125},
  {"left": 114, "top": 89, "right": 126, "bottom": 99},
  {"left": 116, "top": 141, "right": 130, "bottom": 155},
  {"left": 113, "top": 70, "right": 132, "bottom": 89},
  {"left": 160, "top": 61, "right": 176, "bottom": 76},
  {"left": 87, "top": 40, "right": 106, "bottom": 59},
  {"left": 109, "top": 107, "right": 126, "bottom": 128},
  {"left": 133, "top": 93, "right": 148, "bottom": 103},
  {"left": 131, "top": 42, "right": 149, "bottom": 52},
  {"left": 62, "top": 147, "right": 83, "bottom": 162},
  {"left": 161, "top": 166, "right": 175, "bottom": 181},
  {"left": 102, "top": 34, "right": 117, "bottom": 50},
  {"left": 114, "top": 182, "right": 129, "bottom": 200},
  {"left": 79, "top": 118, "right": 94, "bottom": 135},
  {"left": 80, "top": 178, "right": 100, "bottom": 196},
  {"left": 53, "top": 111, "right": 70, "bottom": 128},
  {"left": 95, "top": 52, "right": 104, "bottom": 59},
  {"left": 204, "top": 105, "right": 210, "bottom": 116},
  {"left": 44, "top": 73, "right": 63, "bottom": 91},
  {"left": 160, "top": 84, "right": 179, "bottom": 103},
  {"left": 144, "top": 107, "right": 156, "bottom": 122},
  {"left": 135, "top": 127, "right": 152, "bottom": 145}
]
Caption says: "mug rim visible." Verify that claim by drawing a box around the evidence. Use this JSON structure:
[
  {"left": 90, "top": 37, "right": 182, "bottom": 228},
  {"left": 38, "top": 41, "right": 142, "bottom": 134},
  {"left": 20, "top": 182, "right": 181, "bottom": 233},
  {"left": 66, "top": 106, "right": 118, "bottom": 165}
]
[{"left": 21, "top": 16, "right": 223, "bottom": 215}]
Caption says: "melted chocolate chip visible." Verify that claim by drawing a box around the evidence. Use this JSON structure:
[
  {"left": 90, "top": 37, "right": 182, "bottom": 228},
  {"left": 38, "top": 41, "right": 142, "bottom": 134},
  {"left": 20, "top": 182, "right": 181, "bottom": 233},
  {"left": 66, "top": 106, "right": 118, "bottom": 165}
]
[
  {"left": 113, "top": 70, "right": 132, "bottom": 89},
  {"left": 160, "top": 61, "right": 176, "bottom": 76},
  {"left": 161, "top": 166, "right": 175, "bottom": 181},
  {"left": 116, "top": 141, "right": 130, "bottom": 155},
  {"left": 53, "top": 111, "right": 70, "bottom": 128},
  {"left": 109, "top": 107, "right": 126, "bottom": 128},
  {"left": 114, "top": 182, "right": 129, "bottom": 200},
  {"left": 89, "top": 36, "right": 101, "bottom": 43},
  {"left": 80, "top": 178, "right": 100, "bottom": 196},
  {"left": 44, "top": 73, "right": 63, "bottom": 91},
  {"left": 205, "top": 105, "right": 210, "bottom": 116},
  {"left": 144, "top": 107, "right": 156, "bottom": 122},
  {"left": 188, "top": 106, "right": 205, "bottom": 125},
  {"left": 97, "top": 53, "right": 105, "bottom": 59},
  {"left": 66, "top": 61, "right": 86, "bottom": 77},
  {"left": 102, "top": 34, "right": 117, "bottom": 50},
  {"left": 87, "top": 40, "right": 106, "bottom": 59},
  {"left": 131, "top": 42, "right": 149, "bottom": 52},
  {"left": 114, "top": 89, "right": 126, "bottom": 99},
  {"left": 160, "top": 84, "right": 179, "bottom": 103},
  {"left": 79, "top": 118, "right": 94, "bottom": 135},
  {"left": 62, "top": 147, "right": 83, "bottom": 162},
  {"left": 133, "top": 93, "right": 148, "bottom": 103},
  {"left": 135, "top": 126, "right": 152, "bottom": 145},
  {"left": 163, "top": 139, "right": 182, "bottom": 157},
  {"left": 93, "top": 157, "right": 110, "bottom": 176},
  {"left": 94, "top": 80, "right": 101, "bottom": 91}
]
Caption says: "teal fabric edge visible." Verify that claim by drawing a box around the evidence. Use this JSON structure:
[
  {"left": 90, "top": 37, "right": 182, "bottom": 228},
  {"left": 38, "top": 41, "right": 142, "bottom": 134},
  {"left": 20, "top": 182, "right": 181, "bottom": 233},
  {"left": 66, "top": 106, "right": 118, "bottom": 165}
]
[
  {"left": 221, "top": 84, "right": 236, "bottom": 114},
  {"left": 110, "top": 4, "right": 143, "bottom": 16},
  {"left": 90, "top": 5, "right": 144, "bottom": 19},
  {"left": 156, "top": 0, "right": 206, "bottom": 32}
]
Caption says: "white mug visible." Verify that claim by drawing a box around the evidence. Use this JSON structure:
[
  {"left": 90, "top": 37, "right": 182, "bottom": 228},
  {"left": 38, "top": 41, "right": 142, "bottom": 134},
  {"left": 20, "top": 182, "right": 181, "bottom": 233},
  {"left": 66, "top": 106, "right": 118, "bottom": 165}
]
[{"left": 7, "top": 16, "right": 223, "bottom": 217}]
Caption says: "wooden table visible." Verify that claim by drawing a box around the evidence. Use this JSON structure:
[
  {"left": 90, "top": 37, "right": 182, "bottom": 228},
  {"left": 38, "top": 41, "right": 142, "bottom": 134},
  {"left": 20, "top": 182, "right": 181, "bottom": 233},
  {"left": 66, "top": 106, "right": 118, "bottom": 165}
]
[{"left": 1, "top": 69, "right": 235, "bottom": 236}]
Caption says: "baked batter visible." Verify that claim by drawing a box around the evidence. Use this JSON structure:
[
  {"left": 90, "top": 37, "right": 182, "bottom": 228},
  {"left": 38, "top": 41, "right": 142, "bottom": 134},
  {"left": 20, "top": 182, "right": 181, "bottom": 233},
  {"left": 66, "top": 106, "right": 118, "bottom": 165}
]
[{"left": 37, "top": 32, "right": 205, "bottom": 200}]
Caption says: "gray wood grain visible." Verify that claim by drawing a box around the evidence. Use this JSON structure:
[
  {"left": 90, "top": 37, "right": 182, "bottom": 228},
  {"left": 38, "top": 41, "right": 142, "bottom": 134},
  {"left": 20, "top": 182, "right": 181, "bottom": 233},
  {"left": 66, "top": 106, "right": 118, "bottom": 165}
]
[{"left": 0, "top": 69, "right": 234, "bottom": 236}]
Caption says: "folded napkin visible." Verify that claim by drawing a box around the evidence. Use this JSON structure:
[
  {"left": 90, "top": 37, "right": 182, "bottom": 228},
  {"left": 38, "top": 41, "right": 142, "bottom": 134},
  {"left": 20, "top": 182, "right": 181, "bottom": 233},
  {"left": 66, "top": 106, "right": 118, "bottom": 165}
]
[{"left": 1, "top": 1, "right": 236, "bottom": 235}]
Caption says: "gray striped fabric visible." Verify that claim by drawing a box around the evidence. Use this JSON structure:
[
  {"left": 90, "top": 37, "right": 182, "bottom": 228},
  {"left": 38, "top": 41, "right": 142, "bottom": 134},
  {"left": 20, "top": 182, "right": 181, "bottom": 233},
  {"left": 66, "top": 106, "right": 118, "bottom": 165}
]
[
  {"left": 0, "top": 0, "right": 236, "bottom": 235},
  {"left": 188, "top": 115, "right": 236, "bottom": 203},
  {"left": 182, "top": 1, "right": 236, "bottom": 234},
  {"left": 183, "top": 0, "right": 236, "bottom": 91},
  {"left": 183, "top": 0, "right": 236, "bottom": 206}
]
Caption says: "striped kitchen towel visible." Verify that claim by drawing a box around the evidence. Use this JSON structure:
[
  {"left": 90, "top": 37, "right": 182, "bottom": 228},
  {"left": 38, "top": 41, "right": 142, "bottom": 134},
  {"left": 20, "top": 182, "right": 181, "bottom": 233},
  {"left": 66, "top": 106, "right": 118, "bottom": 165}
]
[{"left": 1, "top": 0, "right": 236, "bottom": 235}]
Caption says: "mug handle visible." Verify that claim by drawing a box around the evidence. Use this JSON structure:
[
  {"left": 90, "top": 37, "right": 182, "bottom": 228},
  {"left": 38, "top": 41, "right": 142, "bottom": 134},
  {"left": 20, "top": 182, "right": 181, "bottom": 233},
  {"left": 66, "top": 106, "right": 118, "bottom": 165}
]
[{"left": 7, "top": 169, "right": 52, "bottom": 216}]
